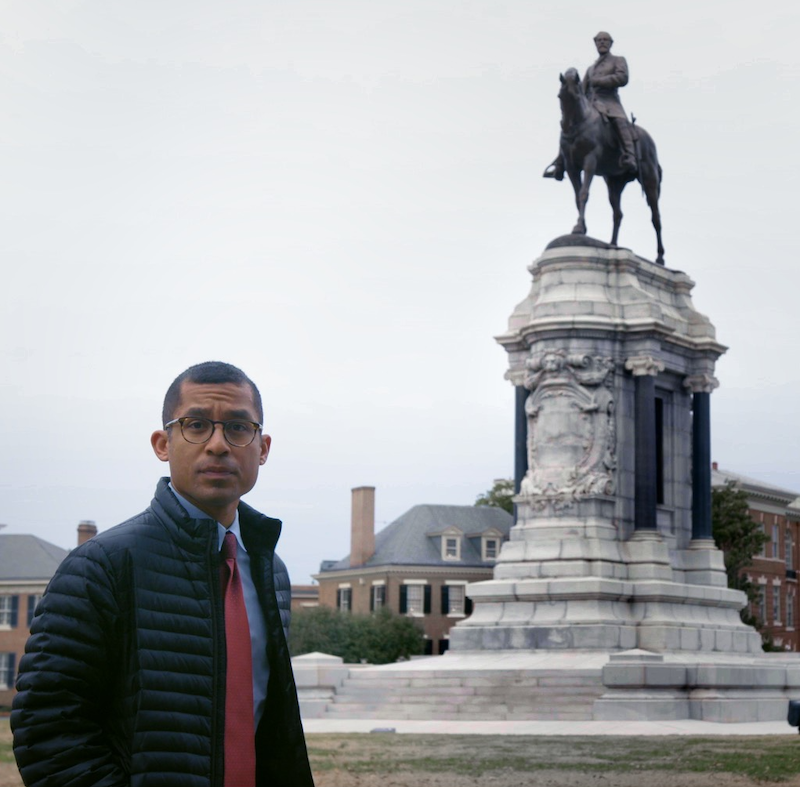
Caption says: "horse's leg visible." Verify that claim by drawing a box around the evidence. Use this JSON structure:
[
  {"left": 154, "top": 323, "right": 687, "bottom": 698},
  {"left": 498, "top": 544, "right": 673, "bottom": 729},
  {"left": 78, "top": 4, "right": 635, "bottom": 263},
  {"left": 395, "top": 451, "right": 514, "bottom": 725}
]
[
  {"left": 571, "top": 160, "right": 596, "bottom": 235},
  {"left": 641, "top": 164, "right": 664, "bottom": 264},
  {"left": 606, "top": 177, "right": 625, "bottom": 246},
  {"left": 568, "top": 170, "right": 586, "bottom": 234}
]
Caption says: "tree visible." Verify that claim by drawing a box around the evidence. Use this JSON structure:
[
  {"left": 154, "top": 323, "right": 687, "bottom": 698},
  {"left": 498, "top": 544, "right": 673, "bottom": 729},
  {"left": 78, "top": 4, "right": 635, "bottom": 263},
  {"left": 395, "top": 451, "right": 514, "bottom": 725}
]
[
  {"left": 712, "top": 481, "right": 773, "bottom": 644},
  {"left": 475, "top": 478, "right": 514, "bottom": 515},
  {"left": 289, "top": 606, "right": 425, "bottom": 664}
]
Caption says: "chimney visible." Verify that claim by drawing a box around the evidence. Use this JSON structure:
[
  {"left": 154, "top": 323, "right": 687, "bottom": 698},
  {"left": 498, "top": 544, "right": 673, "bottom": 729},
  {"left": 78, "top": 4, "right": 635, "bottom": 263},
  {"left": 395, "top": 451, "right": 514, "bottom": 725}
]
[
  {"left": 77, "top": 520, "right": 98, "bottom": 546},
  {"left": 350, "top": 486, "right": 375, "bottom": 568}
]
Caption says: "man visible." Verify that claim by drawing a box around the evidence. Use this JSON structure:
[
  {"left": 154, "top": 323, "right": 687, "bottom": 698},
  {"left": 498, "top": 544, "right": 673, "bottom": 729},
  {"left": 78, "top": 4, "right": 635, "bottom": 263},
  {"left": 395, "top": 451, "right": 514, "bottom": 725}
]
[
  {"left": 11, "top": 361, "right": 315, "bottom": 787},
  {"left": 544, "top": 31, "right": 637, "bottom": 180}
]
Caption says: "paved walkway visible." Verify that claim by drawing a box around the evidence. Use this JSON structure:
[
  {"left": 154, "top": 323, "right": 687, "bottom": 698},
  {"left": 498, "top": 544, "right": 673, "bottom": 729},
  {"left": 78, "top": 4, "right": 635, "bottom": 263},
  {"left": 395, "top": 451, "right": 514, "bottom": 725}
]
[{"left": 303, "top": 718, "right": 797, "bottom": 736}]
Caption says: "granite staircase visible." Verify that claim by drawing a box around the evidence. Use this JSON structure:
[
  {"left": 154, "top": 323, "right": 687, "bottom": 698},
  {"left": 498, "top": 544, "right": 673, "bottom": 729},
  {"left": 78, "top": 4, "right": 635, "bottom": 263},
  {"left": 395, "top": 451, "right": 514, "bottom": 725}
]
[{"left": 322, "top": 665, "right": 605, "bottom": 720}]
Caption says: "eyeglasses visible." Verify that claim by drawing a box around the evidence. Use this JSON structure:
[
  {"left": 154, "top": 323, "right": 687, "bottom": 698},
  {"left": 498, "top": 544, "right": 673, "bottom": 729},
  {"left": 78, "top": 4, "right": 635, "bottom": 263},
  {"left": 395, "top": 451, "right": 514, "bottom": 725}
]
[{"left": 165, "top": 417, "right": 262, "bottom": 447}]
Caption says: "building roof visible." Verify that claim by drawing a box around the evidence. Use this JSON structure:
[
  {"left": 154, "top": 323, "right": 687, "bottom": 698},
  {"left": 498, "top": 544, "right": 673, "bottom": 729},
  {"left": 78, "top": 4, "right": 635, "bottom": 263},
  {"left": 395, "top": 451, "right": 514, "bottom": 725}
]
[
  {"left": 0, "top": 534, "right": 69, "bottom": 582},
  {"left": 320, "top": 504, "right": 513, "bottom": 572},
  {"left": 712, "top": 467, "right": 800, "bottom": 509}
]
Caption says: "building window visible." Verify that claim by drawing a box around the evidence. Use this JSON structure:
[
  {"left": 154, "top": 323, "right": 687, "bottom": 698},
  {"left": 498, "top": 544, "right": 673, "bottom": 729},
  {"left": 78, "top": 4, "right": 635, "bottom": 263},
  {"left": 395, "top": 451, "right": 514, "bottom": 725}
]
[
  {"left": 760, "top": 523, "right": 766, "bottom": 557},
  {"left": 446, "top": 584, "right": 465, "bottom": 616},
  {"left": 400, "top": 582, "right": 430, "bottom": 616},
  {"left": 0, "top": 596, "right": 19, "bottom": 628},
  {"left": 483, "top": 538, "right": 499, "bottom": 561},
  {"left": 0, "top": 653, "right": 16, "bottom": 690},
  {"left": 773, "top": 524, "right": 780, "bottom": 559},
  {"left": 443, "top": 536, "right": 461, "bottom": 561},
  {"left": 788, "top": 593, "right": 795, "bottom": 629},
  {"left": 773, "top": 585, "right": 781, "bottom": 625},
  {"left": 406, "top": 584, "right": 424, "bottom": 615},
  {"left": 442, "top": 584, "right": 466, "bottom": 617},
  {"left": 787, "top": 531, "right": 794, "bottom": 572},
  {"left": 370, "top": 584, "right": 385, "bottom": 612},
  {"left": 27, "top": 594, "right": 42, "bottom": 627},
  {"left": 336, "top": 586, "right": 352, "bottom": 612},
  {"left": 758, "top": 584, "right": 766, "bottom": 624}
]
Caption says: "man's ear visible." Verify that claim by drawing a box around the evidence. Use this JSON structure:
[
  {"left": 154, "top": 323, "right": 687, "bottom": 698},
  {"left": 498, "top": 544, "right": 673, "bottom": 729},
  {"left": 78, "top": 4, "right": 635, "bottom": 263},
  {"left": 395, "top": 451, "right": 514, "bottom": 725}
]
[
  {"left": 259, "top": 434, "right": 272, "bottom": 466},
  {"left": 151, "top": 430, "right": 170, "bottom": 462}
]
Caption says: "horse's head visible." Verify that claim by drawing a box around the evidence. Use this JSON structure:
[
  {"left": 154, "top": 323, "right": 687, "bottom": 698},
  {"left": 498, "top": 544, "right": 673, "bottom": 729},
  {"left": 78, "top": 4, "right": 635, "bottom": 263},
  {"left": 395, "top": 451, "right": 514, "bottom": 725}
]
[{"left": 558, "top": 68, "right": 582, "bottom": 100}]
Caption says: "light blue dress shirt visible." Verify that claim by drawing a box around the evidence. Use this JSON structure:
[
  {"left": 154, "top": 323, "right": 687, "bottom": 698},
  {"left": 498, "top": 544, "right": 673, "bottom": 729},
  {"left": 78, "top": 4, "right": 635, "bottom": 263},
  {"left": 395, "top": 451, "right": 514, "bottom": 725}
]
[{"left": 169, "top": 484, "right": 269, "bottom": 728}]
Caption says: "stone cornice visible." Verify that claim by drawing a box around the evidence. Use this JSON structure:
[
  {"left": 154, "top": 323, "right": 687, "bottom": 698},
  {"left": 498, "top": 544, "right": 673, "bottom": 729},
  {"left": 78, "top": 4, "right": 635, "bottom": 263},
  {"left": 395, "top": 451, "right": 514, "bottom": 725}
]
[
  {"left": 313, "top": 565, "right": 495, "bottom": 583},
  {"left": 0, "top": 580, "right": 47, "bottom": 593},
  {"left": 496, "top": 317, "right": 727, "bottom": 357}
]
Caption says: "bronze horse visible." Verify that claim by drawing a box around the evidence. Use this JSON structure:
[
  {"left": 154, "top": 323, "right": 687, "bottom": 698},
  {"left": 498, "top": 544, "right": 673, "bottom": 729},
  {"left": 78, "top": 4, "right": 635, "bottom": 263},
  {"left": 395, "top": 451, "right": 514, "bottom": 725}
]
[{"left": 555, "top": 68, "right": 664, "bottom": 265}]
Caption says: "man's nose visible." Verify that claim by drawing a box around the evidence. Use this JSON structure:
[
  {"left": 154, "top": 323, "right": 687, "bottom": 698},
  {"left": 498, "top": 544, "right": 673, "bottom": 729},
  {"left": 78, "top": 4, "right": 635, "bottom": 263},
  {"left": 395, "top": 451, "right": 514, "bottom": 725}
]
[{"left": 205, "top": 422, "right": 230, "bottom": 452}]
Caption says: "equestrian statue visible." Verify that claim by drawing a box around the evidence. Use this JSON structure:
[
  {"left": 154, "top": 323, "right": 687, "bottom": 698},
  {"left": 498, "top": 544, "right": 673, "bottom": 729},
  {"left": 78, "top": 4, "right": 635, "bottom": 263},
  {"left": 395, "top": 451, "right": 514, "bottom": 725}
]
[{"left": 543, "top": 32, "right": 664, "bottom": 265}]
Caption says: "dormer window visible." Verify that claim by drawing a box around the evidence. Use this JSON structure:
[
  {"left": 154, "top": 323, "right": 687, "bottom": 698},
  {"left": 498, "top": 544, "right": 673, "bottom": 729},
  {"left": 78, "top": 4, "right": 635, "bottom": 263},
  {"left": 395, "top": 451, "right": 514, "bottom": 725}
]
[
  {"left": 483, "top": 538, "right": 499, "bottom": 561},
  {"left": 445, "top": 537, "right": 459, "bottom": 559},
  {"left": 435, "top": 526, "right": 463, "bottom": 561},
  {"left": 442, "top": 534, "right": 461, "bottom": 561}
]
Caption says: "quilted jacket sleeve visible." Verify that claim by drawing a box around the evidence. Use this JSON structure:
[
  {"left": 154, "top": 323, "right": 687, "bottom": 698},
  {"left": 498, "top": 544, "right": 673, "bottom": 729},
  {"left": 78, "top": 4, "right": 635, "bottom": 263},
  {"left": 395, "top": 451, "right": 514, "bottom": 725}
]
[
  {"left": 272, "top": 553, "right": 292, "bottom": 642},
  {"left": 11, "top": 540, "right": 128, "bottom": 787}
]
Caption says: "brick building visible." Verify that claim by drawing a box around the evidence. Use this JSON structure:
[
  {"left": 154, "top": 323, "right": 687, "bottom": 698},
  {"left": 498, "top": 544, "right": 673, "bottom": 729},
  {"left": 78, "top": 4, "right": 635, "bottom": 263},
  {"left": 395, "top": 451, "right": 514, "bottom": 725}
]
[
  {"left": 0, "top": 522, "right": 97, "bottom": 707},
  {"left": 712, "top": 465, "right": 800, "bottom": 651},
  {"left": 290, "top": 585, "right": 320, "bottom": 613},
  {"left": 314, "top": 487, "right": 513, "bottom": 655}
]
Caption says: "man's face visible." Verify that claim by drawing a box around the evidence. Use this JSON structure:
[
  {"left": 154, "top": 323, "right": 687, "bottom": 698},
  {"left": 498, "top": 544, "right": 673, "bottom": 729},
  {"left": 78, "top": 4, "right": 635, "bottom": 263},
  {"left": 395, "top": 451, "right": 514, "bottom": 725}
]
[
  {"left": 594, "top": 35, "right": 612, "bottom": 55},
  {"left": 151, "top": 381, "right": 271, "bottom": 526}
]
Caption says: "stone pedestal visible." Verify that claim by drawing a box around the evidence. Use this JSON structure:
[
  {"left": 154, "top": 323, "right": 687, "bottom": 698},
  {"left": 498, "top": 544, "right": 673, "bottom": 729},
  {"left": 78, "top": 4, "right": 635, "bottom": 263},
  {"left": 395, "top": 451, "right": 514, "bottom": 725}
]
[
  {"left": 449, "top": 238, "right": 763, "bottom": 656},
  {"left": 302, "top": 238, "right": 798, "bottom": 725}
]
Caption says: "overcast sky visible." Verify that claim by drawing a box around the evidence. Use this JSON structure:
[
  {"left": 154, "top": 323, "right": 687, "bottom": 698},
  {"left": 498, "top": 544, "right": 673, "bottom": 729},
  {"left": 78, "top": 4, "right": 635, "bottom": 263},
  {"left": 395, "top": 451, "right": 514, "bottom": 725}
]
[{"left": 2, "top": 1, "right": 799, "bottom": 584}]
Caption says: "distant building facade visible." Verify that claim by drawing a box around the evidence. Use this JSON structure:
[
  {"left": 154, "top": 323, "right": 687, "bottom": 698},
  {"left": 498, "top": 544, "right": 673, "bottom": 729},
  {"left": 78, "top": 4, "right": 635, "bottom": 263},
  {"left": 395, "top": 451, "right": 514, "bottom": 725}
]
[
  {"left": 314, "top": 487, "right": 513, "bottom": 655},
  {"left": 0, "top": 522, "right": 96, "bottom": 707},
  {"left": 290, "top": 585, "right": 320, "bottom": 613},
  {"left": 712, "top": 465, "right": 800, "bottom": 651}
]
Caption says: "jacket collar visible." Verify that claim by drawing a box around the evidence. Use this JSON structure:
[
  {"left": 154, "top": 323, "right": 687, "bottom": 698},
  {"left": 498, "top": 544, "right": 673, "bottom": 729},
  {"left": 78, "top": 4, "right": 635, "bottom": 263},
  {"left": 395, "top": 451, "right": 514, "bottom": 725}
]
[{"left": 151, "top": 477, "right": 282, "bottom": 557}]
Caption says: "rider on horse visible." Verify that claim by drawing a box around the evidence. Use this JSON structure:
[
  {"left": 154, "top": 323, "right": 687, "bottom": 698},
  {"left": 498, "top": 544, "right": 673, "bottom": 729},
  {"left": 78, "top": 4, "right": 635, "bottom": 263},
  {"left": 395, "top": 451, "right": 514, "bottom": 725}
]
[{"left": 544, "top": 32, "right": 638, "bottom": 181}]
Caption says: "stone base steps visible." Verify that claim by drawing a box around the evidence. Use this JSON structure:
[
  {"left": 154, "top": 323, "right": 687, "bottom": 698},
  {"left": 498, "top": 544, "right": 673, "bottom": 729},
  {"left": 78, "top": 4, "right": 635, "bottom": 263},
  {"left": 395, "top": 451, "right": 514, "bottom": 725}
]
[{"left": 323, "top": 668, "right": 604, "bottom": 721}]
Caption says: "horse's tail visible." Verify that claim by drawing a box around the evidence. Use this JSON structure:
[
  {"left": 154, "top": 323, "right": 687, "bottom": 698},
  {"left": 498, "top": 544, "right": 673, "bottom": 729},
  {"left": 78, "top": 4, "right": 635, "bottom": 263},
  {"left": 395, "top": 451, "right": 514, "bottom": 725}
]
[{"left": 657, "top": 163, "right": 663, "bottom": 198}]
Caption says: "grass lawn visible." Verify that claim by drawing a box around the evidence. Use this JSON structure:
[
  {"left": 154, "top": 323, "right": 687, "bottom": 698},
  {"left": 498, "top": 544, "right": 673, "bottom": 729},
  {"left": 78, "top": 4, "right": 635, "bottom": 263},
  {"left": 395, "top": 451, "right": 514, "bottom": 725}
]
[
  {"left": 305, "top": 732, "right": 800, "bottom": 786},
  {"left": 2, "top": 718, "right": 799, "bottom": 786}
]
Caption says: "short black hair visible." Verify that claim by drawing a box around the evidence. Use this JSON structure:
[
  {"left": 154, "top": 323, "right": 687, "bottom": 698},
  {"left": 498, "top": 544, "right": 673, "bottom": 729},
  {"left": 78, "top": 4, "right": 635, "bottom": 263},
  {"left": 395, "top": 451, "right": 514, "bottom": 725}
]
[{"left": 162, "top": 361, "right": 264, "bottom": 426}]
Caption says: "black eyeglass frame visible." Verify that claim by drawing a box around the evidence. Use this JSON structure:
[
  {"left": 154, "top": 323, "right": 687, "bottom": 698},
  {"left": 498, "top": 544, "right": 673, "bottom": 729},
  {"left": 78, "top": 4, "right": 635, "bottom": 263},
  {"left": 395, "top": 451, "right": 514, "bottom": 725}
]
[{"left": 164, "top": 416, "right": 263, "bottom": 447}]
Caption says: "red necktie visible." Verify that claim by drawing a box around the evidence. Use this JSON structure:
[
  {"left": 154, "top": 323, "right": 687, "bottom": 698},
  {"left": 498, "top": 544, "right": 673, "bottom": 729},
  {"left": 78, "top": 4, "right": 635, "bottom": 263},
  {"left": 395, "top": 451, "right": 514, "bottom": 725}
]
[{"left": 220, "top": 532, "right": 256, "bottom": 787}]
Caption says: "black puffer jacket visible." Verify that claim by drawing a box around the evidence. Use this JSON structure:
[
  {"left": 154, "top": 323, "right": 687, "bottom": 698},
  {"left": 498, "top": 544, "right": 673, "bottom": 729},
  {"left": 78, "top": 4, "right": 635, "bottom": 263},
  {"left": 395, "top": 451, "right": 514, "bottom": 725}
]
[{"left": 11, "top": 478, "right": 314, "bottom": 787}]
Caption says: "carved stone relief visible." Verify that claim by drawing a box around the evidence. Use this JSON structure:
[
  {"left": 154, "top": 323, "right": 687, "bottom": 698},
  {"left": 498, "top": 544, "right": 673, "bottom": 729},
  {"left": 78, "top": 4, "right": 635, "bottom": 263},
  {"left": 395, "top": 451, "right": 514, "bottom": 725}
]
[{"left": 520, "top": 351, "right": 616, "bottom": 509}]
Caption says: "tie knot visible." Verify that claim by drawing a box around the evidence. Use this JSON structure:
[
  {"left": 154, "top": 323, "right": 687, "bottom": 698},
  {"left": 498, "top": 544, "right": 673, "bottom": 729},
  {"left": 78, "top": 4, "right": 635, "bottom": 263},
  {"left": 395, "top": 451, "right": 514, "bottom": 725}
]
[{"left": 221, "top": 531, "right": 238, "bottom": 560}]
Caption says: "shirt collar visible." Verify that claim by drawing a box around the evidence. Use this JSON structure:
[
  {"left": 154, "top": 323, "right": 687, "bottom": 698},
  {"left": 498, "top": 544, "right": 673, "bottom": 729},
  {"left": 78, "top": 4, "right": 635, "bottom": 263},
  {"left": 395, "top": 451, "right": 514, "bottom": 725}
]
[{"left": 168, "top": 482, "right": 246, "bottom": 553}]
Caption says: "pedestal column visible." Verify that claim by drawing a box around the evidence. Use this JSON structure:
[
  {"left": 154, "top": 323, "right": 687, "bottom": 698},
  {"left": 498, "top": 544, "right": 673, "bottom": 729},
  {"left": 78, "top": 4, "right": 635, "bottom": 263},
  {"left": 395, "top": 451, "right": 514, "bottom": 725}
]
[
  {"left": 625, "top": 356, "right": 665, "bottom": 532},
  {"left": 685, "top": 374, "right": 719, "bottom": 541},
  {"left": 514, "top": 386, "right": 528, "bottom": 523}
]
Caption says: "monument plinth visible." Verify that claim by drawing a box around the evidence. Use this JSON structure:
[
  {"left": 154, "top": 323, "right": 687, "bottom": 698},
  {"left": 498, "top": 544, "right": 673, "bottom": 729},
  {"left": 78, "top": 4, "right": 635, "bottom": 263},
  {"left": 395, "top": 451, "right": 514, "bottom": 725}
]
[
  {"left": 450, "top": 239, "right": 762, "bottom": 655},
  {"left": 307, "top": 240, "right": 799, "bottom": 724}
]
